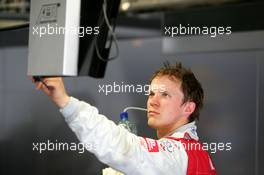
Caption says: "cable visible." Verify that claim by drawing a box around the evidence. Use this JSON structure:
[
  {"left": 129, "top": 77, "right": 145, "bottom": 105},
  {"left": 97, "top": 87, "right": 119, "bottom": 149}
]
[
  {"left": 95, "top": 0, "right": 119, "bottom": 62},
  {"left": 123, "top": 107, "right": 147, "bottom": 112}
]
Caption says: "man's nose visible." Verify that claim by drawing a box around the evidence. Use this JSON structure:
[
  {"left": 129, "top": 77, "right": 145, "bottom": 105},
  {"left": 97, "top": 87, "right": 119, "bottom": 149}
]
[{"left": 149, "top": 95, "right": 160, "bottom": 107}]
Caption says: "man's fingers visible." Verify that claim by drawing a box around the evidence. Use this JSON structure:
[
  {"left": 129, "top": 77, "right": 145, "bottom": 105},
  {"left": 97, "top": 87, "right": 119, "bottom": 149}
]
[
  {"left": 30, "top": 76, "right": 68, "bottom": 108},
  {"left": 32, "top": 77, "right": 64, "bottom": 95},
  {"left": 42, "top": 78, "right": 58, "bottom": 89},
  {"left": 35, "top": 82, "right": 42, "bottom": 90}
]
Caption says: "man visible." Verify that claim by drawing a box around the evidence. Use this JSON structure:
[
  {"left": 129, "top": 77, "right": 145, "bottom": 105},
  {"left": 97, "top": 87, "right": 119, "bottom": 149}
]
[{"left": 33, "top": 62, "right": 216, "bottom": 175}]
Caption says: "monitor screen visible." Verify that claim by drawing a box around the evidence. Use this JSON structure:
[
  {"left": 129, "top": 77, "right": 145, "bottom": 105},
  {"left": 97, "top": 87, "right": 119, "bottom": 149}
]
[{"left": 78, "top": 0, "right": 121, "bottom": 78}]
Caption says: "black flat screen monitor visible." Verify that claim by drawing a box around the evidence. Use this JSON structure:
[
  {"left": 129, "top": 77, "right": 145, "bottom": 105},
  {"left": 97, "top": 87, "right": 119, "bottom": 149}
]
[{"left": 78, "top": 0, "right": 121, "bottom": 78}]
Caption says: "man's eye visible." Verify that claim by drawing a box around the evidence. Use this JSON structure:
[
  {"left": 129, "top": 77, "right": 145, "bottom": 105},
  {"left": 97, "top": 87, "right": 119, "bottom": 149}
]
[
  {"left": 161, "top": 92, "right": 169, "bottom": 97},
  {"left": 149, "top": 92, "right": 154, "bottom": 96}
]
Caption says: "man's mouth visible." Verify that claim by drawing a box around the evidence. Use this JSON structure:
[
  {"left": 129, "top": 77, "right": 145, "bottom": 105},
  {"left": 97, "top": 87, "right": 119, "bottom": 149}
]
[{"left": 148, "top": 111, "right": 160, "bottom": 116}]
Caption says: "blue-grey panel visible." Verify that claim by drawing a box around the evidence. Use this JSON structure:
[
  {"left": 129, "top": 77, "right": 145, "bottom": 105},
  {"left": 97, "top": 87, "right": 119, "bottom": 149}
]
[
  {"left": 0, "top": 38, "right": 163, "bottom": 175},
  {"left": 0, "top": 48, "right": 4, "bottom": 118},
  {"left": 0, "top": 29, "right": 263, "bottom": 175},
  {"left": 1, "top": 46, "right": 105, "bottom": 175},
  {"left": 258, "top": 53, "right": 264, "bottom": 175},
  {"left": 0, "top": 48, "right": 5, "bottom": 175},
  {"left": 4, "top": 47, "right": 31, "bottom": 93},
  {"left": 165, "top": 52, "right": 257, "bottom": 175},
  {"left": 163, "top": 31, "right": 264, "bottom": 54}
]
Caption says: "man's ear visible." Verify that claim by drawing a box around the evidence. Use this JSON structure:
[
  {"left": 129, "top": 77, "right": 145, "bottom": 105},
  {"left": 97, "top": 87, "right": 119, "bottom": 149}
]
[{"left": 183, "top": 101, "right": 196, "bottom": 116}]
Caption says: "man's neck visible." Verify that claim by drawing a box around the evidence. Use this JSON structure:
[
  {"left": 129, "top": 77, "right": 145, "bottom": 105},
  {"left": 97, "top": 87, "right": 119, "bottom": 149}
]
[{"left": 157, "top": 120, "right": 188, "bottom": 139}]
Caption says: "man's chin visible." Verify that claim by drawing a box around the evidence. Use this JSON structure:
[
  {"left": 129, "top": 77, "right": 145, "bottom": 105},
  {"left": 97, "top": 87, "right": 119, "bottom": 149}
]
[{"left": 147, "top": 118, "right": 158, "bottom": 129}]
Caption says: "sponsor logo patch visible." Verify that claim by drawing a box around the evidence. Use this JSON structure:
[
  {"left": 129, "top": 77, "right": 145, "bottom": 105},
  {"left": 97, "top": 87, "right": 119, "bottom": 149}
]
[{"left": 143, "top": 137, "right": 159, "bottom": 152}]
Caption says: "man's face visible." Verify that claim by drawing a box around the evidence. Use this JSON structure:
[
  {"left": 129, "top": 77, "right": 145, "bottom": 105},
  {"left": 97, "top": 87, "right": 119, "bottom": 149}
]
[{"left": 147, "top": 75, "right": 187, "bottom": 130}]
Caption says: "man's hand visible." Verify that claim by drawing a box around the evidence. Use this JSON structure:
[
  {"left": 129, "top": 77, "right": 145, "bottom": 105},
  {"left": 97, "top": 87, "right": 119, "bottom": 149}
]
[{"left": 32, "top": 77, "right": 70, "bottom": 108}]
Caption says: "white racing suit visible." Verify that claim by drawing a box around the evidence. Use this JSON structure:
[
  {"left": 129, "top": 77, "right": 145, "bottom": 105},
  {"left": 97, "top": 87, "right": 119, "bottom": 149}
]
[{"left": 60, "top": 97, "right": 216, "bottom": 175}]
